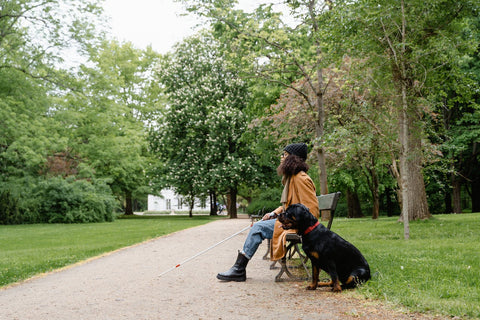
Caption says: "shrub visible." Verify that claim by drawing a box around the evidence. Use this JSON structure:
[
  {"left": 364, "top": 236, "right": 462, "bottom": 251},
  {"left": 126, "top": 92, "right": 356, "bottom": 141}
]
[
  {"left": 333, "top": 200, "right": 348, "bottom": 217},
  {"left": 34, "top": 177, "right": 116, "bottom": 223},
  {"left": 0, "top": 177, "right": 116, "bottom": 224},
  {"left": 247, "top": 187, "right": 283, "bottom": 215},
  {"left": 0, "top": 190, "right": 22, "bottom": 225}
]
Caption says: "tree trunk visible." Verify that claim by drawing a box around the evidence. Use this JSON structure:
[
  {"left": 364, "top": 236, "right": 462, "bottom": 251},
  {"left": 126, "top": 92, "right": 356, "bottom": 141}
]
[
  {"left": 366, "top": 162, "right": 380, "bottom": 219},
  {"left": 125, "top": 190, "right": 133, "bottom": 215},
  {"left": 469, "top": 152, "right": 480, "bottom": 212},
  {"left": 451, "top": 173, "right": 462, "bottom": 213},
  {"left": 372, "top": 188, "right": 380, "bottom": 220},
  {"left": 407, "top": 156, "right": 431, "bottom": 220},
  {"left": 397, "top": 114, "right": 431, "bottom": 222},
  {"left": 188, "top": 197, "right": 194, "bottom": 218},
  {"left": 397, "top": 0, "right": 410, "bottom": 240},
  {"left": 210, "top": 190, "right": 218, "bottom": 216},
  {"left": 472, "top": 177, "right": 480, "bottom": 213},
  {"left": 346, "top": 189, "right": 364, "bottom": 218},
  {"left": 227, "top": 187, "right": 238, "bottom": 219},
  {"left": 444, "top": 188, "right": 453, "bottom": 214},
  {"left": 307, "top": 0, "right": 329, "bottom": 221},
  {"left": 385, "top": 187, "right": 395, "bottom": 217},
  {"left": 396, "top": 0, "right": 430, "bottom": 229},
  {"left": 398, "top": 97, "right": 431, "bottom": 222}
]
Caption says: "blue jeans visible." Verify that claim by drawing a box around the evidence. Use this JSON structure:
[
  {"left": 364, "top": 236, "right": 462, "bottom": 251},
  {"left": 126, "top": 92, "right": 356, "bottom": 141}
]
[{"left": 241, "top": 219, "right": 276, "bottom": 259}]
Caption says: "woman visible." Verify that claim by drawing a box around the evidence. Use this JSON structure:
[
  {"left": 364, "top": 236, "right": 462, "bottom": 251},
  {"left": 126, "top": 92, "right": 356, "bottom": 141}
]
[{"left": 217, "top": 143, "right": 319, "bottom": 282}]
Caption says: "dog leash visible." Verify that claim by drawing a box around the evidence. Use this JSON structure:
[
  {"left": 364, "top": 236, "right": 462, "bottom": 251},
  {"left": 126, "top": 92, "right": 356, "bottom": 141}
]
[{"left": 158, "top": 223, "right": 253, "bottom": 278}]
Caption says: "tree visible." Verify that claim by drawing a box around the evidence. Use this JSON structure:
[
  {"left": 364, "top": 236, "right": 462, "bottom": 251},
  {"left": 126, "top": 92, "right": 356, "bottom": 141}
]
[
  {"left": 261, "top": 57, "right": 398, "bottom": 219},
  {"left": 0, "top": 0, "right": 107, "bottom": 222},
  {"left": 0, "top": 0, "right": 104, "bottom": 82},
  {"left": 426, "top": 14, "right": 480, "bottom": 214},
  {"left": 1, "top": 0, "right": 104, "bottom": 183},
  {"left": 335, "top": 0, "right": 478, "bottom": 230},
  {"left": 0, "top": 67, "right": 57, "bottom": 204},
  {"left": 180, "top": 0, "right": 339, "bottom": 219},
  {"left": 436, "top": 65, "right": 480, "bottom": 213},
  {"left": 150, "top": 32, "right": 258, "bottom": 218},
  {"left": 58, "top": 40, "right": 160, "bottom": 215}
]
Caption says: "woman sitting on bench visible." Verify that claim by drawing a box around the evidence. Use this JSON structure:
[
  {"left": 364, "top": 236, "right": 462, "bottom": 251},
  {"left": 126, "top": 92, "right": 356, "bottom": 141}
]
[{"left": 217, "top": 143, "right": 320, "bottom": 282}]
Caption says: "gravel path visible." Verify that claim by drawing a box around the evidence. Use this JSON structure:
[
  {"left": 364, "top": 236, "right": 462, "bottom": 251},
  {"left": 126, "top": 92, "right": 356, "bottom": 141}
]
[{"left": 0, "top": 217, "right": 447, "bottom": 320}]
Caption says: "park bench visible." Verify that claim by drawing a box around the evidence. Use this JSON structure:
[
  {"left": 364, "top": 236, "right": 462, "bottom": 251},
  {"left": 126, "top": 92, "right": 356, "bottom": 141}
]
[{"left": 250, "top": 192, "right": 341, "bottom": 282}]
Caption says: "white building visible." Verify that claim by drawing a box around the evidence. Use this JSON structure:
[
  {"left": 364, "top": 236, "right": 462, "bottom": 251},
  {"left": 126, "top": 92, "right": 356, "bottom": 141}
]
[{"left": 147, "top": 188, "right": 210, "bottom": 213}]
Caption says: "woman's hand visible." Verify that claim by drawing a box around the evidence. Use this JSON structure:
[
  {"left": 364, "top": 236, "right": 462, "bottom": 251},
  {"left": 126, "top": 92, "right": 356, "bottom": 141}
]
[{"left": 262, "top": 212, "right": 277, "bottom": 220}]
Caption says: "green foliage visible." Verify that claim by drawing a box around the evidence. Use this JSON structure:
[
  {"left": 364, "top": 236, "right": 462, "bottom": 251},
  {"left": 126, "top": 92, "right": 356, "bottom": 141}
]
[
  {"left": 33, "top": 177, "right": 116, "bottom": 223},
  {"left": 2, "top": 0, "right": 479, "bottom": 224},
  {"left": 0, "top": 177, "right": 116, "bottom": 224},
  {"left": 149, "top": 32, "right": 259, "bottom": 202},
  {"left": 0, "top": 0, "right": 121, "bottom": 223},
  {"left": 321, "top": 0, "right": 480, "bottom": 216},
  {"left": 0, "top": 68, "right": 56, "bottom": 179},
  {"left": 56, "top": 40, "right": 160, "bottom": 214},
  {"left": 246, "top": 186, "right": 283, "bottom": 215},
  {"left": 332, "top": 200, "right": 348, "bottom": 217},
  {"left": 430, "top": 48, "right": 480, "bottom": 212},
  {"left": 0, "top": 0, "right": 104, "bottom": 80},
  {"left": 0, "top": 191, "right": 21, "bottom": 225}
]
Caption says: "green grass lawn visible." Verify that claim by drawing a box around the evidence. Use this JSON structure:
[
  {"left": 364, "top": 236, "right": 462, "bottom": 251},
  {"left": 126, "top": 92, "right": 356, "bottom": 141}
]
[
  {"left": 1, "top": 213, "right": 479, "bottom": 319},
  {"left": 329, "top": 213, "right": 480, "bottom": 319},
  {"left": 0, "top": 215, "right": 219, "bottom": 287}
]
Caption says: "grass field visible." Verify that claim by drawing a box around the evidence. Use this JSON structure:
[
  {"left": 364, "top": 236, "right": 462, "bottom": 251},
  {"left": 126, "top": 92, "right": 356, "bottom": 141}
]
[
  {"left": 0, "top": 213, "right": 478, "bottom": 318},
  {"left": 0, "top": 215, "right": 219, "bottom": 287},
  {"left": 329, "top": 213, "right": 480, "bottom": 319}
]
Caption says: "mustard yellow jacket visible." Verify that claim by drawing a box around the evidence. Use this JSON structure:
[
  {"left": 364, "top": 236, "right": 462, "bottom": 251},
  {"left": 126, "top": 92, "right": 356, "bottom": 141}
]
[{"left": 270, "top": 171, "right": 319, "bottom": 261}]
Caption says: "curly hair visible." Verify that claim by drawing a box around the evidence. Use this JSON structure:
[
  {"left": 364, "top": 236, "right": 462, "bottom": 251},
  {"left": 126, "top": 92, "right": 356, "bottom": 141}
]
[{"left": 277, "top": 154, "right": 309, "bottom": 176}]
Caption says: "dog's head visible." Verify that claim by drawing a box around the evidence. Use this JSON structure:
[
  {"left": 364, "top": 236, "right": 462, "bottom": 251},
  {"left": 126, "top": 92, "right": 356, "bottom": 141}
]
[{"left": 278, "top": 203, "right": 318, "bottom": 234}]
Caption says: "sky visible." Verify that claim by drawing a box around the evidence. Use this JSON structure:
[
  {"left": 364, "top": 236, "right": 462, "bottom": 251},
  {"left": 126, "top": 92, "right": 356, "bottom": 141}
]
[
  {"left": 102, "top": 0, "right": 289, "bottom": 54},
  {"left": 102, "top": 0, "right": 259, "bottom": 54},
  {"left": 103, "top": 0, "right": 198, "bottom": 54}
]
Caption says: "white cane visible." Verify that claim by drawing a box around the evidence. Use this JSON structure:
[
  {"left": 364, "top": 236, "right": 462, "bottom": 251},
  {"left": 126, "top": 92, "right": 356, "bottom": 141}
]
[{"left": 158, "top": 224, "right": 252, "bottom": 277}]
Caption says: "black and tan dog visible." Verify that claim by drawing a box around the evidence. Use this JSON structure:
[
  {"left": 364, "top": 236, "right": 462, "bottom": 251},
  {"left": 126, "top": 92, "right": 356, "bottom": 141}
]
[{"left": 278, "top": 204, "right": 371, "bottom": 292}]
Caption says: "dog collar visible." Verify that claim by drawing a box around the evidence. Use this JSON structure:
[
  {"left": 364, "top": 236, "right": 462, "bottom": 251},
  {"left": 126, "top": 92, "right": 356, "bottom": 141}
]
[{"left": 303, "top": 221, "right": 320, "bottom": 235}]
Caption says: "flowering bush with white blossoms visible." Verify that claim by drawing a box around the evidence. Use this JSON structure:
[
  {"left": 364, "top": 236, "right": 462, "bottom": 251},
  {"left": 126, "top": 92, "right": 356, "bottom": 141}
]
[{"left": 149, "top": 33, "right": 259, "bottom": 211}]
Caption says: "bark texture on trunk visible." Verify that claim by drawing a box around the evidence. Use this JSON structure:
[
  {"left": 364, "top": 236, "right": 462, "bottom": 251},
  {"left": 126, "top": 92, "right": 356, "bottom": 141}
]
[
  {"left": 452, "top": 175, "right": 462, "bottom": 214},
  {"left": 227, "top": 187, "right": 238, "bottom": 219},
  {"left": 125, "top": 191, "right": 133, "bottom": 215},
  {"left": 347, "top": 189, "right": 364, "bottom": 218}
]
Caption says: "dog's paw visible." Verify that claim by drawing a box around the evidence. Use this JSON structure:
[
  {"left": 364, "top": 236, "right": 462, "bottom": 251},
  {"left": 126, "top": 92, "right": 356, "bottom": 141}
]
[
  {"left": 306, "top": 284, "right": 317, "bottom": 290},
  {"left": 332, "top": 283, "right": 342, "bottom": 292}
]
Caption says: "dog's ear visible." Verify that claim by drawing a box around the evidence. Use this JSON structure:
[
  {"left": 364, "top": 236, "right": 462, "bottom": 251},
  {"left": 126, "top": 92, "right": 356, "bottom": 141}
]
[
  {"left": 288, "top": 209, "right": 297, "bottom": 221},
  {"left": 293, "top": 203, "right": 318, "bottom": 224},
  {"left": 290, "top": 204, "right": 305, "bottom": 221}
]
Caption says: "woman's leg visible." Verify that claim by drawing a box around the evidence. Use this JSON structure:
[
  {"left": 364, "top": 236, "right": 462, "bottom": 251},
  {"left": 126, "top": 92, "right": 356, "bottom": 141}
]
[
  {"left": 241, "top": 219, "right": 276, "bottom": 259},
  {"left": 217, "top": 219, "right": 276, "bottom": 281}
]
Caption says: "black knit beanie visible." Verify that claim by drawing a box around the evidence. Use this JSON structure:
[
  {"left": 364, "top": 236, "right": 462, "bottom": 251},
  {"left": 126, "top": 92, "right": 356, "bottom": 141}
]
[{"left": 283, "top": 143, "right": 308, "bottom": 160}]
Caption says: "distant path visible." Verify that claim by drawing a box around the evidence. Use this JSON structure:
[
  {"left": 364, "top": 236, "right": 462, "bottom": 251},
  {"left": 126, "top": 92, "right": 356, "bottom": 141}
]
[{"left": 0, "top": 217, "right": 446, "bottom": 320}]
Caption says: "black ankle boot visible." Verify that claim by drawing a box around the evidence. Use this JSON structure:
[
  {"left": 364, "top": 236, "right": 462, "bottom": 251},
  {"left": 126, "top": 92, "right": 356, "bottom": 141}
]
[{"left": 217, "top": 251, "right": 249, "bottom": 282}]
